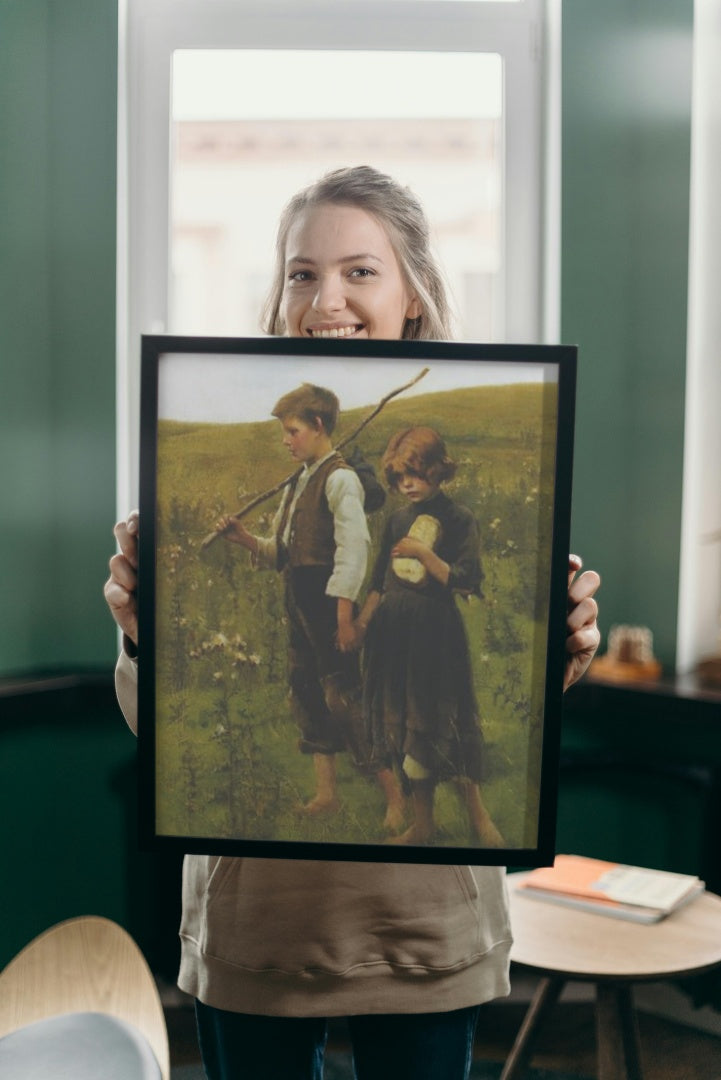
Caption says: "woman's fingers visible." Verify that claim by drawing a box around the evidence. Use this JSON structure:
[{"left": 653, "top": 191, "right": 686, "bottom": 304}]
[
  {"left": 105, "top": 513, "right": 140, "bottom": 644},
  {"left": 564, "top": 560, "right": 601, "bottom": 690},
  {"left": 113, "top": 512, "right": 139, "bottom": 568}
]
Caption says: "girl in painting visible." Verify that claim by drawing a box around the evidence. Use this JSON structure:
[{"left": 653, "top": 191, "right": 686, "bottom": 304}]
[{"left": 356, "top": 425, "right": 504, "bottom": 847}]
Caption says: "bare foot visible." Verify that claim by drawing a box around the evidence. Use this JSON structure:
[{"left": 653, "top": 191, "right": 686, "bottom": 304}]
[
  {"left": 298, "top": 754, "right": 340, "bottom": 817},
  {"left": 473, "top": 808, "right": 505, "bottom": 847},
  {"left": 456, "top": 779, "right": 505, "bottom": 847},
  {"left": 377, "top": 768, "right": 406, "bottom": 834},
  {"left": 295, "top": 796, "right": 341, "bottom": 817},
  {"left": 385, "top": 823, "right": 434, "bottom": 846},
  {"left": 382, "top": 801, "right": 407, "bottom": 833}
]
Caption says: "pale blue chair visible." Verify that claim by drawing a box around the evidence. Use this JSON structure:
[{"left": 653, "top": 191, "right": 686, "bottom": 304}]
[{"left": 0, "top": 916, "right": 169, "bottom": 1079}]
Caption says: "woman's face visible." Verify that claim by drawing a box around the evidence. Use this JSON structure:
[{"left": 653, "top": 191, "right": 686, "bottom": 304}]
[{"left": 281, "top": 203, "right": 421, "bottom": 340}]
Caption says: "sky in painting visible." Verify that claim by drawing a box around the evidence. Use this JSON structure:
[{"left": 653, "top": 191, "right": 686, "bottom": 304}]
[{"left": 157, "top": 350, "right": 555, "bottom": 423}]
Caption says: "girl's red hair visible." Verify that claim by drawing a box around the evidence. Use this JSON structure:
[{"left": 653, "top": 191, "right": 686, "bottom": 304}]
[{"left": 382, "top": 427, "right": 456, "bottom": 490}]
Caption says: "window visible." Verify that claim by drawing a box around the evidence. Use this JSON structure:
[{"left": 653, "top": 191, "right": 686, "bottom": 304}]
[
  {"left": 169, "top": 49, "right": 503, "bottom": 340},
  {"left": 118, "top": 0, "right": 556, "bottom": 509},
  {"left": 677, "top": 2, "right": 721, "bottom": 674}
]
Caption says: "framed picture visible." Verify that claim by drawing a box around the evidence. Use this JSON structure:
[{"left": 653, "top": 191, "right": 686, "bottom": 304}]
[{"left": 138, "top": 335, "right": 576, "bottom": 865}]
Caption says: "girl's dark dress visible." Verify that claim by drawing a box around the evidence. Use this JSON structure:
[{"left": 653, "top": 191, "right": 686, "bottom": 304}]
[{"left": 363, "top": 490, "right": 485, "bottom": 783}]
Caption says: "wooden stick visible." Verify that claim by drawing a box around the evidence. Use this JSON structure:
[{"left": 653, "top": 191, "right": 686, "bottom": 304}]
[
  {"left": 333, "top": 365, "right": 429, "bottom": 454},
  {"left": 199, "top": 366, "right": 429, "bottom": 550}
]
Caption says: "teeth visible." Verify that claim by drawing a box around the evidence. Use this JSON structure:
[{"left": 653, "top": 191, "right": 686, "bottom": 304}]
[{"left": 311, "top": 326, "right": 359, "bottom": 338}]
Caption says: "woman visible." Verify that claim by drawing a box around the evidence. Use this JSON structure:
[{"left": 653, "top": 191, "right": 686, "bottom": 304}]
[{"left": 106, "top": 166, "right": 600, "bottom": 1080}]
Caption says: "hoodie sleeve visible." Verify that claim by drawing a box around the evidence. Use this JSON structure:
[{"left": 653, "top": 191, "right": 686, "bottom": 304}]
[{"left": 115, "top": 646, "right": 139, "bottom": 736}]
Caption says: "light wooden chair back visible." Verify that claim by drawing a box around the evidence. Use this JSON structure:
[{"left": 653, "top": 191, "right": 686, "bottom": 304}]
[{"left": 0, "top": 915, "right": 170, "bottom": 1080}]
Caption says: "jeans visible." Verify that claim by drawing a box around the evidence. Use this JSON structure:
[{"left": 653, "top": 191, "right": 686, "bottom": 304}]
[{"left": 195, "top": 1000, "right": 481, "bottom": 1080}]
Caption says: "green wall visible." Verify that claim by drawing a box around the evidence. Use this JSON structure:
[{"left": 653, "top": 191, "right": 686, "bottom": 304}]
[
  {"left": 0, "top": 0, "right": 698, "bottom": 968},
  {"left": 0, "top": 0, "right": 118, "bottom": 675},
  {"left": 0, "top": 1, "right": 693, "bottom": 677},
  {"left": 562, "top": 0, "right": 693, "bottom": 670},
  {"left": 0, "top": 681, "right": 183, "bottom": 973}
]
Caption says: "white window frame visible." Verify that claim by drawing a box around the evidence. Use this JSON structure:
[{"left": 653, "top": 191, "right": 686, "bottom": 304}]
[
  {"left": 117, "top": 0, "right": 558, "bottom": 512},
  {"left": 676, "top": 0, "right": 721, "bottom": 674}
]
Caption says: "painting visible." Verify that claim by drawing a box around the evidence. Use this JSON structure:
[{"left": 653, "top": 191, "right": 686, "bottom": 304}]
[{"left": 137, "top": 335, "right": 576, "bottom": 865}]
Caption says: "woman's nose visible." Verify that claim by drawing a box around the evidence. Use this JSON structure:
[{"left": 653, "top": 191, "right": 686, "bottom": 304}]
[{"left": 312, "top": 274, "right": 345, "bottom": 314}]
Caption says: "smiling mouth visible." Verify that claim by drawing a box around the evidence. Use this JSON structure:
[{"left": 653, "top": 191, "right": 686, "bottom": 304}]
[{"left": 307, "top": 324, "right": 364, "bottom": 339}]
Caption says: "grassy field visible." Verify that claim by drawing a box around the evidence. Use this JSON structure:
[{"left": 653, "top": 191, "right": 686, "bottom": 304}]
[{"left": 152, "top": 381, "right": 558, "bottom": 852}]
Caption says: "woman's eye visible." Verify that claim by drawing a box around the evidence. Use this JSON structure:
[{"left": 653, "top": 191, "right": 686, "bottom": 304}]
[
  {"left": 288, "top": 270, "right": 313, "bottom": 283},
  {"left": 349, "top": 267, "right": 375, "bottom": 279}
]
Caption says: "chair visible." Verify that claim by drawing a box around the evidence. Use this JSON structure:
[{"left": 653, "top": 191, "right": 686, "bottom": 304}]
[{"left": 0, "top": 915, "right": 170, "bottom": 1079}]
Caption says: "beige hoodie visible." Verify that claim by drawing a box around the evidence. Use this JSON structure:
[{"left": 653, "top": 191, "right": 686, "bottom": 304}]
[{"left": 116, "top": 651, "right": 512, "bottom": 1016}]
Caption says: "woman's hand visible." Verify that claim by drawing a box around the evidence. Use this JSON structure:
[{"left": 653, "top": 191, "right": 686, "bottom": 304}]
[
  {"left": 104, "top": 510, "right": 139, "bottom": 646},
  {"left": 564, "top": 554, "right": 601, "bottom": 691}
]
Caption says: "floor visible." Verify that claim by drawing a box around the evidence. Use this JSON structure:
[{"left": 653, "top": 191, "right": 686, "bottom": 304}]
[
  {"left": 165, "top": 981, "right": 721, "bottom": 1079},
  {"left": 473, "top": 999, "right": 721, "bottom": 1079}
]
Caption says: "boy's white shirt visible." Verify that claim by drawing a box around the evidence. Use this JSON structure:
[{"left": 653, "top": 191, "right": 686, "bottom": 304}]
[{"left": 253, "top": 450, "right": 370, "bottom": 602}]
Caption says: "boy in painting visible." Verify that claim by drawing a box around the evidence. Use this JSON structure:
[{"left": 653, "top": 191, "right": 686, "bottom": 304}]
[
  {"left": 356, "top": 426, "right": 503, "bottom": 847},
  {"left": 218, "top": 382, "right": 404, "bottom": 827}
]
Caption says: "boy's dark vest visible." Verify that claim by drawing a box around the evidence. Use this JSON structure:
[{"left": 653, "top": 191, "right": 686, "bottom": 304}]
[{"left": 279, "top": 453, "right": 353, "bottom": 569}]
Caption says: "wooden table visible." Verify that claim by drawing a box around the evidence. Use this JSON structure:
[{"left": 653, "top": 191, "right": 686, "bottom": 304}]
[{"left": 502, "top": 873, "right": 721, "bottom": 1080}]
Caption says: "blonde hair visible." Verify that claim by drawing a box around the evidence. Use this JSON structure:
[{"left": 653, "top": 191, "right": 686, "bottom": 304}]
[
  {"left": 382, "top": 427, "right": 457, "bottom": 490},
  {"left": 262, "top": 166, "right": 453, "bottom": 341}
]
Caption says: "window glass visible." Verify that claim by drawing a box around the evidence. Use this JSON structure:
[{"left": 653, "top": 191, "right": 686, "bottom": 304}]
[
  {"left": 379, "top": 0, "right": 521, "bottom": 3},
  {"left": 170, "top": 50, "right": 503, "bottom": 341},
  {"left": 120, "top": 0, "right": 549, "bottom": 510}
]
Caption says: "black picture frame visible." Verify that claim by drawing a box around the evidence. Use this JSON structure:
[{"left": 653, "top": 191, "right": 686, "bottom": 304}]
[{"left": 138, "top": 335, "right": 576, "bottom": 866}]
